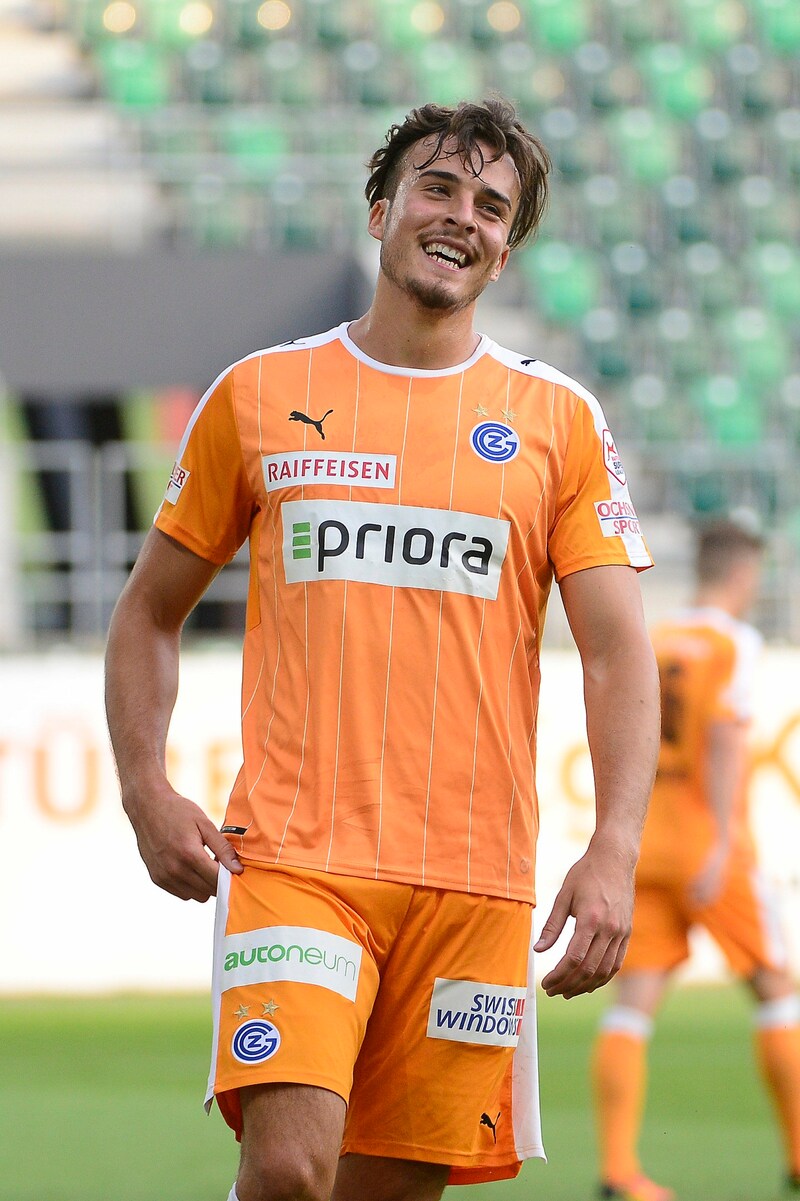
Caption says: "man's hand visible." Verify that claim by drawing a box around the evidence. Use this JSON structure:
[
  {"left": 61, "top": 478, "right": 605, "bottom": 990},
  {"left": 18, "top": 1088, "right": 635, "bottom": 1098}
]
[
  {"left": 688, "top": 841, "right": 729, "bottom": 908},
  {"left": 534, "top": 842, "right": 635, "bottom": 1000},
  {"left": 123, "top": 785, "right": 243, "bottom": 903}
]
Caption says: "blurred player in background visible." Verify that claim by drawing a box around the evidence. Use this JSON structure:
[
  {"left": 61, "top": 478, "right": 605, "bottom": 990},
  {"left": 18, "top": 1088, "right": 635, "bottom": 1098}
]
[
  {"left": 592, "top": 516, "right": 800, "bottom": 1201},
  {"left": 106, "top": 96, "right": 660, "bottom": 1201}
]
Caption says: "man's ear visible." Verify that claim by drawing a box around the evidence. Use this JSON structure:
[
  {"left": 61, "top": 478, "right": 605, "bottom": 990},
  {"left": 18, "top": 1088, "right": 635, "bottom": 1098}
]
[
  {"left": 367, "top": 198, "right": 389, "bottom": 242},
  {"left": 489, "top": 245, "right": 511, "bottom": 283}
]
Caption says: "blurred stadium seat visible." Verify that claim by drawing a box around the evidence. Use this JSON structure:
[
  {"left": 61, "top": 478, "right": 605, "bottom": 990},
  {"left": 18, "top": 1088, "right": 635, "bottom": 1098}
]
[{"left": 0, "top": 0, "right": 798, "bottom": 641}]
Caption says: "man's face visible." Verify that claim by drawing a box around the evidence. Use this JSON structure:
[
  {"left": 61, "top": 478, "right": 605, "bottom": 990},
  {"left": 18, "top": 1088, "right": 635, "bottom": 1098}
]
[{"left": 368, "top": 136, "right": 520, "bottom": 313}]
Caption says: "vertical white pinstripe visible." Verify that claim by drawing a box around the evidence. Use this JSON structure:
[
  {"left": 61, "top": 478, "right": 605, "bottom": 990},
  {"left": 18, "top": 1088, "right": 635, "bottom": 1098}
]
[
  {"left": 465, "top": 368, "right": 513, "bottom": 891},
  {"left": 242, "top": 355, "right": 266, "bottom": 723},
  {"left": 374, "top": 376, "right": 414, "bottom": 876},
  {"left": 325, "top": 359, "right": 360, "bottom": 870},
  {"left": 421, "top": 371, "right": 465, "bottom": 886},
  {"left": 503, "top": 382, "right": 557, "bottom": 894},
  {"left": 276, "top": 349, "right": 314, "bottom": 857}
]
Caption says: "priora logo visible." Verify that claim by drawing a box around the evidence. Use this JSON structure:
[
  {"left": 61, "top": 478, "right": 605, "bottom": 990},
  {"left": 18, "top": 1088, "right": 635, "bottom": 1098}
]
[{"left": 282, "top": 500, "right": 510, "bottom": 601}]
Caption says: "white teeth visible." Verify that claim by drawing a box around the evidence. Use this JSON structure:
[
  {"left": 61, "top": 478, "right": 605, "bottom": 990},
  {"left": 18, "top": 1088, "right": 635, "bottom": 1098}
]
[{"left": 424, "top": 242, "right": 467, "bottom": 268}]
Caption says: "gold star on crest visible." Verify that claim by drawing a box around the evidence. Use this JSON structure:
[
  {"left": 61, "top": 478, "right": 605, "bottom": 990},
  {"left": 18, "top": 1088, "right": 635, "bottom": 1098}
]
[
  {"left": 262, "top": 999, "right": 279, "bottom": 1017},
  {"left": 234, "top": 1003, "right": 250, "bottom": 1020},
  {"left": 472, "top": 404, "right": 489, "bottom": 417},
  {"left": 501, "top": 408, "right": 518, "bottom": 424}
]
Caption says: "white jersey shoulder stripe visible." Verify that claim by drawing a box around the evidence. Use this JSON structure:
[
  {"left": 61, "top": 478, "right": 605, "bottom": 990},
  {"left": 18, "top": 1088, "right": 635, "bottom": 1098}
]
[
  {"left": 673, "top": 607, "right": 762, "bottom": 719},
  {"left": 485, "top": 342, "right": 601, "bottom": 409}
]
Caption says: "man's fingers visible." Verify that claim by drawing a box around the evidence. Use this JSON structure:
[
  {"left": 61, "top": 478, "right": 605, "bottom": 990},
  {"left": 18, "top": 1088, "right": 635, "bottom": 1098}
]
[
  {"left": 534, "top": 891, "right": 571, "bottom": 951},
  {"left": 199, "top": 817, "right": 243, "bottom": 874}
]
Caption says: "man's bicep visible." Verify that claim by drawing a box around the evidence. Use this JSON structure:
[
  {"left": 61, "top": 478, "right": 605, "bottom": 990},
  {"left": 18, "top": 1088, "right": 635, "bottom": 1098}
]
[
  {"left": 121, "top": 527, "right": 222, "bottom": 631},
  {"left": 559, "top": 564, "right": 649, "bottom": 661}
]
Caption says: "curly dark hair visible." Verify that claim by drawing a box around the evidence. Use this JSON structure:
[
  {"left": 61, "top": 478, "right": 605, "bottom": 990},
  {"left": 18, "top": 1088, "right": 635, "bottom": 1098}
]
[{"left": 365, "top": 96, "right": 551, "bottom": 250}]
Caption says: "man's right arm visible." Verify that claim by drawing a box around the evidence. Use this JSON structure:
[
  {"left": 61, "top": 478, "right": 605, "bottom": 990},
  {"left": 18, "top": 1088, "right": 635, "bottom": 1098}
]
[{"left": 104, "top": 527, "right": 243, "bottom": 902}]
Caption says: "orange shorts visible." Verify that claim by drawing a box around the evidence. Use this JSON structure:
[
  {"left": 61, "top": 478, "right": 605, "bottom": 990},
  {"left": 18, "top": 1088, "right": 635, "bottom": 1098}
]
[
  {"left": 623, "top": 861, "right": 788, "bottom": 977},
  {"left": 205, "top": 862, "right": 544, "bottom": 1184}
]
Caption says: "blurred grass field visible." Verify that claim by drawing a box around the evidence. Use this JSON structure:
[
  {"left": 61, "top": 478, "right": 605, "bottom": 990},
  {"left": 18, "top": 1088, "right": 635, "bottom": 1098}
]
[{"left": 0, "top": 985, "right": 786, "bottom": 1201}]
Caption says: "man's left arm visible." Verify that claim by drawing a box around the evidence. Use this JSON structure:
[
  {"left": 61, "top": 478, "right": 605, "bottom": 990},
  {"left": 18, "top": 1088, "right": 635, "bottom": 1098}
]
[{"left": 535, "top": 564, "right": 660, "bottom": 999}]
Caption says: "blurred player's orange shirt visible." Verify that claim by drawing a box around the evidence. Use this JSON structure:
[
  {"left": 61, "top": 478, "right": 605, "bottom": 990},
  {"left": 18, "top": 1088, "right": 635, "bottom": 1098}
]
[
  {"left": 155, "top": 323, "right": 651, "bottom": 902},
  {"left": 638, "top": 607, "right": 761, "bottom": 883}
]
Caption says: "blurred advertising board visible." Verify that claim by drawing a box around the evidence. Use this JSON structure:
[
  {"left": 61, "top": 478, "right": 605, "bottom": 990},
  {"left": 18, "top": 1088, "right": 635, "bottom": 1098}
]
[{"left": 0, "top": 650, "right": 798, "bottom": 993}]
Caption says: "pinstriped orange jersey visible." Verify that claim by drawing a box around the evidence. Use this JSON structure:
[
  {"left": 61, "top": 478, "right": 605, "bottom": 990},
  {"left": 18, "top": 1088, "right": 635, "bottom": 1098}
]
[
  {"left": 638, "top": 607, "right": 762, "bottom": 882},
  {"left": 155, "top": 323, "right": 652, "bottom": 902}
]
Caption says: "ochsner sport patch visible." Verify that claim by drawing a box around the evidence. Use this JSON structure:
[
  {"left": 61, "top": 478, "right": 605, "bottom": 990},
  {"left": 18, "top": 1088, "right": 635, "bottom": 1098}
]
[
  {"left": 222, "top": 925, "right": 362, "bottom": 1001},
  {"left": 594, "top": 499, "right": 641, "bottom": 538},
  {"left": 427, "top": 978, "right": 526, "bottom": 1046}
]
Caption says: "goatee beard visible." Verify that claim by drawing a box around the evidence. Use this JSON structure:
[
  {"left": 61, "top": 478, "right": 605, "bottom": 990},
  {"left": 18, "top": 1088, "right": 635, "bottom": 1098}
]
[{"left": 380, "top": 245, "right": 483, "bottom": 314}]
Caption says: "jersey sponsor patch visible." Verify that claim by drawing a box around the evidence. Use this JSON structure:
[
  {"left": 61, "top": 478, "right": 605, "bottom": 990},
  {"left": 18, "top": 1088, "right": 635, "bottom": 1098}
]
[
  {"left": 281, "top": 499, "right": 510, "bottom": 600},
  {"left": 427, "top": 978, "right": 526, "bottom": 1046},
  {"left": 164, "top": 462, "right": 190, "bottom": 505},
  {"left": 594, "top": 499, "right": 641, "bottom": 538},
  {"left": 231, "top": 1018, "right": 281, "bottom": 1064},
  {"left": 263, "top": 451, "right": 396, "bottom": 492},
  {"left": 470, "top": 421, "right": 520, "bottom": 464},
  {"left": 222, "top": 925, "right": 362, "bottom": 1002},
  {"left": 602, "top": 429, "right": 626, "bottom": 485}
]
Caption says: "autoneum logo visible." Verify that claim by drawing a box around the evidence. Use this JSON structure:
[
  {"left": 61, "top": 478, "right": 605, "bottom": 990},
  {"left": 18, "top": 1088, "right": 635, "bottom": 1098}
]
[
  {"left": 282, "top": 500, "right": 510, "bottom": 600},
  {"left": 221, "top": 925, "right": 362, "bottom": 1002}
]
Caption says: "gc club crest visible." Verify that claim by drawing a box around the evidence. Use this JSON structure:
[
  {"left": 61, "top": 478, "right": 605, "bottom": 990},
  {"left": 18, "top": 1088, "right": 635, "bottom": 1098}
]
[
  {"left": 470, "top": 421, "right": 520, "bottom": 464},
  {"left": 231, "top": 1019, "right": 281, "bottom": 1065}
]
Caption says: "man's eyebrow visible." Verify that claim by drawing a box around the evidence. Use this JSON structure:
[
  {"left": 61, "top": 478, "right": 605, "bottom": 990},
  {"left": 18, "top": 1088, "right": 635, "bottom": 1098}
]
[{"left": 416, "top": 168, "right": 513, "bottom": 211}]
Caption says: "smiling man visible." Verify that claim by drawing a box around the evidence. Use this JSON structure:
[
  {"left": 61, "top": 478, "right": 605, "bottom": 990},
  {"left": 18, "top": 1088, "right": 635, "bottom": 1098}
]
[{"left": 105, "top": 97, "right": 660, "bottom": 1201}]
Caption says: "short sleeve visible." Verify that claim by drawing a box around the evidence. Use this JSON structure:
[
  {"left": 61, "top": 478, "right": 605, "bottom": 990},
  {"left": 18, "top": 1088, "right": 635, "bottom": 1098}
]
[
  {"left": 154, "top": 367, "right": 257, "bottom": 564},
  {"left": 715, "top": 622, "right": 762, "bottom": 723},
  {"left": 548, "top": 393, "right": 652, "bottom": 580}
]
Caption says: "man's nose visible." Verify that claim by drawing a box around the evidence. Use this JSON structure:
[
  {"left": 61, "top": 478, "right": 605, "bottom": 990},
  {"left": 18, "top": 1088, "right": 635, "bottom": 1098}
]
[{"left": 443, "top": 192, "right": 478, "bottom": 232}]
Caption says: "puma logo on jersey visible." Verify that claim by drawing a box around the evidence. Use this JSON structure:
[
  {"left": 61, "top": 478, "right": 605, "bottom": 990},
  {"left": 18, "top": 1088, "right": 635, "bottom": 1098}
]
[{"left": 289, "top": 409, "right": 333, "bottom": 440}]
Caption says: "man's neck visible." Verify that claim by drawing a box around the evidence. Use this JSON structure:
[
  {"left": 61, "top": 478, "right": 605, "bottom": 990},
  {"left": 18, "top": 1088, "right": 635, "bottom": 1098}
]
[
  {"left": 694, "top": 587, "right": 742, "bottom": 619},
  {"left": 348, "top": 280, "right": 481, "bottom": 370}
]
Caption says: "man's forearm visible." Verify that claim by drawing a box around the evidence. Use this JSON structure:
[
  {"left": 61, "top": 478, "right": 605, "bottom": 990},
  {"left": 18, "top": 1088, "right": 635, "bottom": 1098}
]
[
  {"left": 104, "top": 593, "right": 181, "bottom": 805},
  {"left": 583, "top": 640, "right": 660, "bottom": 860}
]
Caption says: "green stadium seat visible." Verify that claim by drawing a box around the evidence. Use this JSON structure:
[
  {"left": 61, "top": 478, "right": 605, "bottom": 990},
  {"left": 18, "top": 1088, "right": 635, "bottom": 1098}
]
[
  {"left": 749, "top": 241, "right": 800, "bottom": 319},
  {"left": 694, "top": 107, "right": 757, "bottom": 182},
  {"left": 737, "top": 175, "right": 799, "bottom": 243},
  {"left": 691, "top": 374, "right": 764, "bottom": 446},
  {"left": 572, "top": 41, "right": 642, "bottom": 111},
  {"left": 580, "top": 307, "right": 632, "bottom": 379},
  {"left": 684, "top": 242, "right": 741, "bottom": 314},
  {"left": 182, "top": 40, "right": 242, "bottom": 105},
  {"left": 340, "top": 40, "right": 405, "bottom": 107},
  {"left": 540, "top": 107, "right": 608, "bottom": 181},
  {"left": 261, "top": 41, "right": 331, "bottom": 106},
  {"left": 718, "top": 307, "right": 792, "bottom": 393},
  {"left": 97, "top": 39, "right": 172, "bottom": 110},
  {"left": 604, "top": 0, "right": 671, "bottom": 47},
  {"left": 412, "top": 40, "right": 484, "bottom": 107},
  {"left": 217, "top": 111, "right": 289, "bottom": 181},
  {"left": 521, "top": 0, "right": 589, "bottom": 53},
  {"left": 487, "top": 43, "right": 568, "bottom": 114},
  {"left": 661, "top": 174, "right": 718, "bottom": 243},
  {"left": 227, "top": 0, "right": 296, "bottom": 46},
  {"left": 774, "top": 108, "right": 800, "bottom": 182},
  {"left": 608, "top": 242, "right": 662, "bottom": 314},
  {"left": 377, "top": 0, "right": 448, "bottom": 50},
  {"left": 653, "top": 306, "right": 712, "bottom": 382},
  {"left": 583, "top": 175, "right": 648, "bottom": 247},
  {"left": 753, "top": 0, "right": 800, "bottom": 56},
  {"left": 307, "top": 0, "right": 370, "bottom": 47},
  {"left": 518, "top": 239, "right": 602, "bottom": 324},
  {"left": 725, "top": 43, "right": 794, "bottom": 116},
  {"left": 676, "top": 0, "right": 748, "bottom": 52},
  {"left": 184, "top": 177, "right": 255, "bottom": 247},
  {"left": 639, "top": 42, "right": 715, "bottom": 120},
  {"left": 627, "top": 373, "right": 688, "bottom": 442},
  {"left": 611, "top": 107, "right": 681, "bottom": 185},
  {"left": 460, "top": 0, "right": 524, "bottom": 44}
]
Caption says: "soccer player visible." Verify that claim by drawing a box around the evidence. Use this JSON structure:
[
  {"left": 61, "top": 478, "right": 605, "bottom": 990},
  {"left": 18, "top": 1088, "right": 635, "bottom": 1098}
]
[
  {"left": 105, "top": 97, "right": 660, "bottom": 1201},
  {"left": 592, "top": 516, "right": 800, "bottom": 1201}
]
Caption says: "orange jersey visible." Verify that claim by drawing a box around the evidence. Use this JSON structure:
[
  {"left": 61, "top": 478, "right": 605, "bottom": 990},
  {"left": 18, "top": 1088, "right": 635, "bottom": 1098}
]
[
  {"left": 638, "top": 607, "right": 761, "bottom": 882},
  {"left": 155, "top": 323, "right": 652, "bottom": 902}
]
